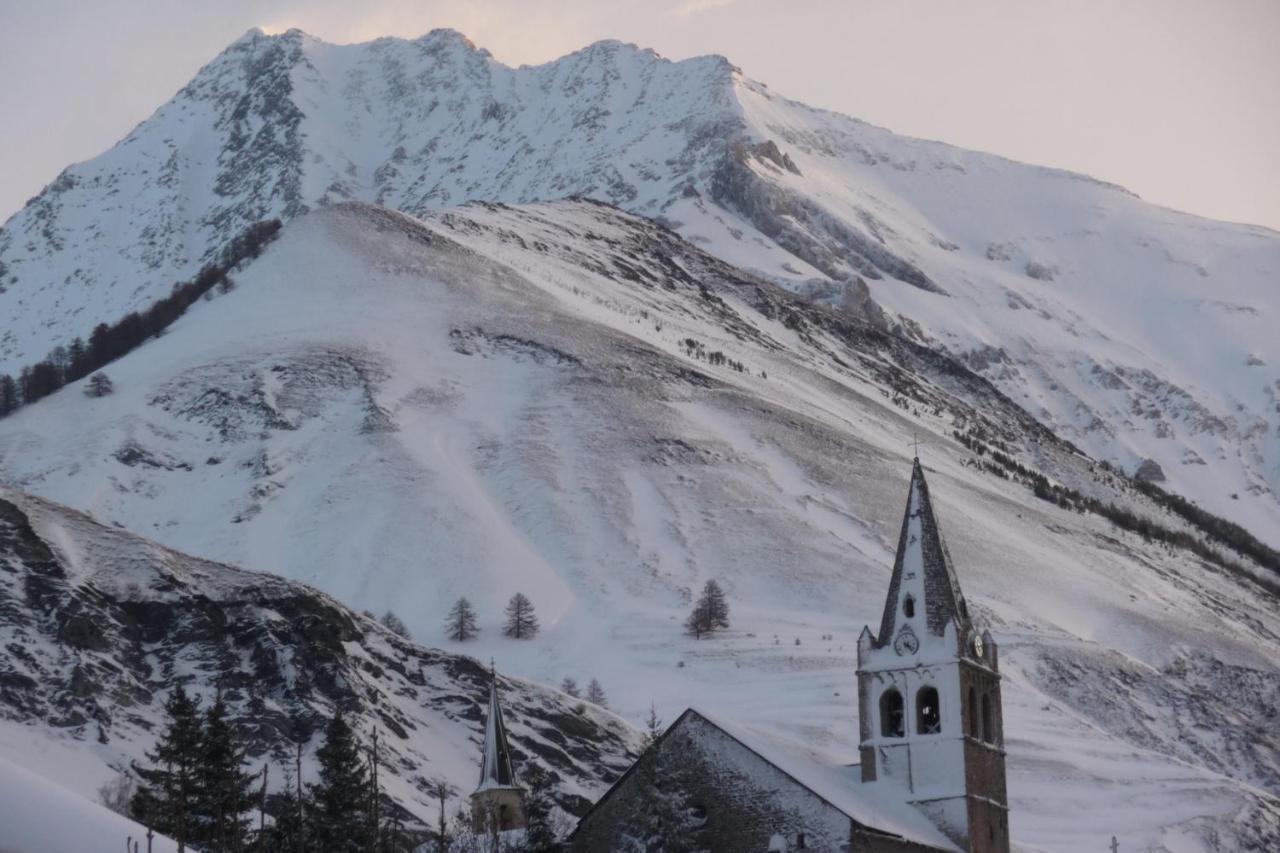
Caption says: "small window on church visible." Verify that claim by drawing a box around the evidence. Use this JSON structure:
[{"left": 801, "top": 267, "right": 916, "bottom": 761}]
[
  {"left": 880, "top": 688, "right": 905, "bottom": 738},
  {"left": 968, "top": 686, "right": 979, "bottom": 738},
  {"left": 902, "top": 595, "right": 915, "bottom": 618},
  {"left": 796, "top": 832, "right": 808, "bottom": 849},
  {"left": 917, "top": 686, "right": 941, "bottom": 734},
  {"left": 982, "top": 693, "right": 994, "bottom": 743}
]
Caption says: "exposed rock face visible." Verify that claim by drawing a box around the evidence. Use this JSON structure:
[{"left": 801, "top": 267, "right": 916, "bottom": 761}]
[
  {"left": 1135, "top": 458, "right": 1167, "bottom": 482},
  {"left": 0, "top": 486, "right": 641, "bottom": 825}
]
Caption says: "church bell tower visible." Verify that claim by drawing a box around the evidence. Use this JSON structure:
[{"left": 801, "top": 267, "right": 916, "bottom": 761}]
[
  {"left": 856, "top": 459, "right": 1009, "bottom": 853},
  {"left": 471, "top": 664, "right": 526, "bottom": 836}
]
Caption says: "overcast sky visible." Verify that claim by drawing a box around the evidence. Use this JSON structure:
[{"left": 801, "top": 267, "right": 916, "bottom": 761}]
[{"left": 1, "top": 0, "right": 1277, "bottom": 230}]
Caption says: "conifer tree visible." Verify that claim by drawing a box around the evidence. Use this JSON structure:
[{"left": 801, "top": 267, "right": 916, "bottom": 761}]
[
  {"left": 379, "top": 610, "right": 411, "bottom": 640},
  {"left": 643, "top": 704, "right": 664, "bottom": 748},
  {"left": 309, "top": 710, "right": 370, "bottom": 853},
  {"left": 0, "top": 374, "right": 19, "bottom": 417},
  {"left": 685, "top": 580, "right": 730, "bottom": 639},
  {"left": 445, "top": 597, "right": 479, "bottom": 641},
  {"left": 424, "top": 778, "right": 457, "bottom": 853},
  {"left": 586, "top": 678, "right": 608, "bottom": 708},
  {"left": 617, "top": 739, "right": 706, "bottom": 853},
  {"left": 519, "top": 766, "right": 559, "bottom": 853},
  {"left": 194, "top": 693, "right": 254, "bottom": 851},
  {"left": 560, "top": 677, "right": 580, "bottom": 698},
  {"left": 86, "top": 371, "right": 114, "bottom": 397},
  {"left": 131, "top": 684, "right": 204, "bottom": 848},
  {"left": 264, "top": 766, "right": 306, "bottom": 853},
  {"left": 503, "top": 593, "right": 539, "bottom": 639}
]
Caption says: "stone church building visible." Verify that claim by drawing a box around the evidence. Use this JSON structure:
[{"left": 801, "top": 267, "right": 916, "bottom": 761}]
[{"left": 569, "top": 459, "right": 1010, "bottom": 852}]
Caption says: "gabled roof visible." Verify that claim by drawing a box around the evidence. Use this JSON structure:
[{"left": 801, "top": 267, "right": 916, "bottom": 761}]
[
  {"left": 571, "top": 707, "right": 957, "bottom": 852},
  {"left": 476, "top": 671, "right": 519, "bottom": 791},
  {"left": 877, "top": 458, "right": 971, "bottom": 645}
]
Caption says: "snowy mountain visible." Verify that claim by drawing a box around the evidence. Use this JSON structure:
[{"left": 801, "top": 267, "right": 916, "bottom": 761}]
[
  {"left": 0, "top": 480, "right": 641, "bottom": 835},
  {"left": 1, "top": 200, "right": 1277, "bottom": 850},
  {"left": 1, "top": 27, "right": 1276, "bottom": 545}
]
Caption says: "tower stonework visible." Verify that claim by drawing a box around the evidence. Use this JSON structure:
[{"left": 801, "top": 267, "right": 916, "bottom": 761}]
[{"left": 857, "top": 459, "right": 1009, "bottom": 853}]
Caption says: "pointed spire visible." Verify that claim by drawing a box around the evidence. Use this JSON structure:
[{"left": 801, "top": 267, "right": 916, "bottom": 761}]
[
  {"left": 876, "top": 458, "right": 971, "bottom": 646},
  {"left": 476, "top": 663, "right": 518, "bottom": 792}
]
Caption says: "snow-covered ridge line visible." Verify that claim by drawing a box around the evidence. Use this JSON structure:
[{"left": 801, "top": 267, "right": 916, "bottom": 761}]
[{"left": 1, "top": 25, "right": 1276, "bottom": 547}]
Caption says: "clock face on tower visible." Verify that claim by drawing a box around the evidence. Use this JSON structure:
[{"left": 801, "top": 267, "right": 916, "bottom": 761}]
[
  {"left": 893, "top": 627, "right": 919, "bottom": 656},
  {"left": 973, "top": 634, "right": 985, "bottom": 658}
]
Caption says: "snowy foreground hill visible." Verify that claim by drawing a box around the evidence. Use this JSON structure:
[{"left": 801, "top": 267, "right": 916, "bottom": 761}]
[
  {"left": 0, "top": 481, "right": 640, "bottom": 842},
  {"left": 1, "top": 201, "right": 1278, "bottom": 850},
  {"left": 0, "top": 27, "right": 1277, "bottom": 544}
]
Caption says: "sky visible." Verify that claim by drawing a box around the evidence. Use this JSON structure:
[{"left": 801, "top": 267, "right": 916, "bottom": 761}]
[{"left": 1, "top": 0, "right": 1277, "bottom": 230}]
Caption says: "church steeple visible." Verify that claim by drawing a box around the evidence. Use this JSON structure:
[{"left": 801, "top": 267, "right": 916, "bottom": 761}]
[
  {"left": 856, "top": 459, "right": 1009, "bottom": 853},
  {"left": 876, "top": 458, "right": 972, "bottom": 648},
  {"left": 471, "top": 663, "right": 526, "bottom": 834}
]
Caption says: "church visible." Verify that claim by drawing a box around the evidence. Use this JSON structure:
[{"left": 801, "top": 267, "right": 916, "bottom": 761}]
[{"left": 565, "top": 459, "right": 1010, "bottom": 852}]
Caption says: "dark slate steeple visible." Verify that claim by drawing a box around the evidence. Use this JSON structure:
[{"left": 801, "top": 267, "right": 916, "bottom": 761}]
[
  {"left": 476, "top": 664, "right": 518, "bottom": 791},
  {"left": 876, "top": 458, "right": 971, "bottom": 646}
]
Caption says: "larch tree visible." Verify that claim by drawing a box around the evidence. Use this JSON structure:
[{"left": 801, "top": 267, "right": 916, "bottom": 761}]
[
  {"left": 445, "top": 597, "right": 479, "bottom": 641},
  {"left": 503, "top": 593, "right": 539, "bottom": 639},
  {"left": 685, "top": 580, "right": 730, "bottom": 639},
  {"left": 86, "top": 371, "right": 115, "bottom": 397},
  {"left": 586, "top": 678, "right": 608, "bottom": 708},
  {"left": 560, "top": 677, "right": 580, "bottom": 698}
]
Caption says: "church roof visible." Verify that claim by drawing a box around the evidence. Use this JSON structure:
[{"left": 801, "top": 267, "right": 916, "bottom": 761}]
[
  {"left": 476, "top": 670, "right": 519, "bottom": 791},
  {"left": 675, "top": 710, "right": 958, "bottom": 851},
  {"left": 877, "top": 458, "right": 971, "bottom": 645}
]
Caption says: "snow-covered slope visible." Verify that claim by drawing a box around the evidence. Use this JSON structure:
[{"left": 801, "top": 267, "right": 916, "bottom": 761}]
[
  {"left": 1, "top": 28, "right": 1276, "bottom": 544},
  {"left": 2, "top": 201, "right": 1276, "bottom": 850},
  {"left": 0, "top": 753, "right": 180, "bottom": 853},
  {"left": 0, "top": 481, "right": 641, "bottom": 831}
]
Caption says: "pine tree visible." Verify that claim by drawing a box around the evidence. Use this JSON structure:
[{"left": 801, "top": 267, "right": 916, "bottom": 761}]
[
  {"left": 617, "top": 740, "right": 706, "bottom": 853},
  {"left": 560, "top": 677, "right": 580, "bottom": 698},
  {"left": 309, "top": 710, "right": 370, "bottom": 853},
  {"left": 519, "top": 766, "right": 559, "bottom": 853},
  {"left": 445, "top": 597, "right": 479, "bottom": 641},
  {"left": 131, "top": 685, "right": 204, "bottom": 847},
  {"left": 194, "top": 693, "right": 254, "bottom": 851},
  {"left": 379, "top": 610, "right": 411, "bottom": 640},
  {"left": 503, "top": 593, "right": 539, "bottom": 639},
  {"left": 586, "top": 678, "right": 608, "bottom": 708},
  {"left": 643, "top": 704, "right": 664, "bottom": 748},
  {"left": 264, "top": 766, "right": 306, "bottom": 853},
  {"left": 0, "top": 374, "right": 18, "bottom": 417}
]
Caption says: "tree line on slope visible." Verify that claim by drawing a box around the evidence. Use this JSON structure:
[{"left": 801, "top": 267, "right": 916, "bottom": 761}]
[
  {"left": 119, "top": 684, "right": 567, "bottom": 853},
  {"left": 0, "top": 219, "right": 282, "bottom": 418},
  {"left": 444, "top": 581, "right": 731, "bottom": 646},
  {"left": 954, "top": 427, "right": 1280, "bottom": 582}
]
